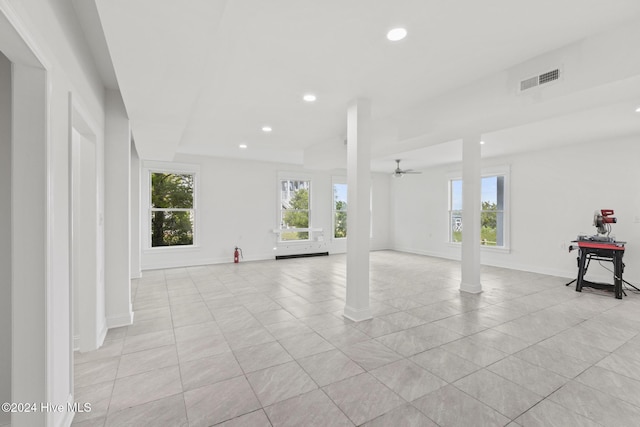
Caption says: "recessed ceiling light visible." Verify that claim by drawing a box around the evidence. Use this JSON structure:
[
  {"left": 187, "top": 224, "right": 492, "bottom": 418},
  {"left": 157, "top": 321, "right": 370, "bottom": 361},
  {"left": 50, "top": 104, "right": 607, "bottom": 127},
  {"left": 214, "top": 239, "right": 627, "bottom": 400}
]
[
  {"left": 636, "top": 106, "right": 640, "bottom": 113},
  {"left": 262, "top": 126, "right": 272, "bottom": 132},
  {"left": 303, "top": 94, "right": 317, "bottom": 102},
  {"left": 480, "top": 141, "right": 486, "bottom": 145},
  {"left": 387, "top": 27, "right": 407, "bottom": 41},
  {"left": 239, "top": 144, "right": 248, "bottom": 149}
]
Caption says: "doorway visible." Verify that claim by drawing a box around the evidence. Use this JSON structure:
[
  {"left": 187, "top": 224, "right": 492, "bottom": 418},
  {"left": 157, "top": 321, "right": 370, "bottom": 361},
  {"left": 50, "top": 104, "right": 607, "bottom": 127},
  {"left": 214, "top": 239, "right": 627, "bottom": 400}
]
[{"left": 71, "top": 122, "right": 102, "bottom": 353}]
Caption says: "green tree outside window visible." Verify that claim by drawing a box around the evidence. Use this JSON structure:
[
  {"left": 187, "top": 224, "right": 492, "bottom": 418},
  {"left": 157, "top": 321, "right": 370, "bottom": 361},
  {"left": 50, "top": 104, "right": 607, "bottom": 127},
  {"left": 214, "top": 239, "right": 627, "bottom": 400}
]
[
  {"left": 281, "top": 180, "right": 310, "bottom": 240},
  {"left": 151, "top": 172, "right": 194, "bottom": 247},
  {"left": 333, "top": 183, "right": 348, "bottom": 238}
]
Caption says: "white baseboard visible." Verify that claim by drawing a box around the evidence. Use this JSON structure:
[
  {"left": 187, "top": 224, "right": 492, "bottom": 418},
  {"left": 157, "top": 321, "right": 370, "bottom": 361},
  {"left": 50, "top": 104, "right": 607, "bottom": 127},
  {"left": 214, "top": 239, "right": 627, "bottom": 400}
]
[
  {"left": 59, "top": 393, "right": 75, "bottom": 427},
  {"left": 141, "top": 253, "right": 275, "bottom": 271},
  {"left": 97, "top": 319, "right": 108, "bottom": 348},
  {"left": 107, "top": 310, "right": 134, "bottom": 329},
  {"left": 459, "top": 281, "right": 483, "bottom": 294},
  {"left": 391, "top": 246, "right": 578, "bottom": 280},
  {"left": 343, "top": 305, "right": 372, "bottom": 322}
]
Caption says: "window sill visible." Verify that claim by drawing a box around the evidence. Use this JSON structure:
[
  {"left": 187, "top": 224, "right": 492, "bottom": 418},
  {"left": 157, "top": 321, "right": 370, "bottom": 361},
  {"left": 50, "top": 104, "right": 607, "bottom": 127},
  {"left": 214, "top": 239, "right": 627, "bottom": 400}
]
[
  {"left": 144, "top": 245, "right": 201, "bottom": 254},
  {"left": 481, "top": 245, "right": 511, "bottom": 254},
  {"left": 447, "top": 242, "right": 511, "bottom": 254}
]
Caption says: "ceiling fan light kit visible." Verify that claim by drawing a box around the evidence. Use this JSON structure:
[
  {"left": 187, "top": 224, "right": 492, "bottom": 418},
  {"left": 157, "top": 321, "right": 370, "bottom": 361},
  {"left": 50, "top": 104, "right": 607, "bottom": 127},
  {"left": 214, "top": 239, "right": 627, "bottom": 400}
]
[{"left": 392, "top": 159, "right": 422, "bottom": 178}]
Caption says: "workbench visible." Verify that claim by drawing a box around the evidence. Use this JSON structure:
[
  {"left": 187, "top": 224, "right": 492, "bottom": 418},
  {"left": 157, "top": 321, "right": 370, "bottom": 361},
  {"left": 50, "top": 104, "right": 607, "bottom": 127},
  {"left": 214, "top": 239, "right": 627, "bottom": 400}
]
[{"left": 571, "top": 240, "right": 625, "bottom": 299}]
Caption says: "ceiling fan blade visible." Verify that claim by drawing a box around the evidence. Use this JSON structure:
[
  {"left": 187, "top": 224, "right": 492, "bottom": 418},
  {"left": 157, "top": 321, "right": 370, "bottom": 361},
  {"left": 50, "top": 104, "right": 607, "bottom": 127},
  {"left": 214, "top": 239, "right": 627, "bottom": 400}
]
[{"left": 392, "top": 159, "right": 421, "bottom": 176}]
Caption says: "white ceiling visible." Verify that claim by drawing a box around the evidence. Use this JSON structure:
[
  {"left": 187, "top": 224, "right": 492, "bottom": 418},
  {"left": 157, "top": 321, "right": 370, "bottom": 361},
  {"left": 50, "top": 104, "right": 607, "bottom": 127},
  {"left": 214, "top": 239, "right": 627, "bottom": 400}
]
[{"left": 74, "top": 0, "right": 640, "bottom": 172}]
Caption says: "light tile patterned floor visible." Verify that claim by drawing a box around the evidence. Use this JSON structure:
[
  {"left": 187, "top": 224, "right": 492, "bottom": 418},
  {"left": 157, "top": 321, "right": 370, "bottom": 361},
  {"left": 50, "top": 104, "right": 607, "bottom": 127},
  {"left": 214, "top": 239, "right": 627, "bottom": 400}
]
[{"left": 72, "top": 251, "right": 640, "bottom": 426}]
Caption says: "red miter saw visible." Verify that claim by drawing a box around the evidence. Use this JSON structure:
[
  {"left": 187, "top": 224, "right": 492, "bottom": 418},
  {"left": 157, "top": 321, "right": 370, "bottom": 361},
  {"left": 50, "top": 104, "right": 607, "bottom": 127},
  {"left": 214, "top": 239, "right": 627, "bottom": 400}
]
[{"left": 592, "top": 209, "right": 617, "bottom": 242}]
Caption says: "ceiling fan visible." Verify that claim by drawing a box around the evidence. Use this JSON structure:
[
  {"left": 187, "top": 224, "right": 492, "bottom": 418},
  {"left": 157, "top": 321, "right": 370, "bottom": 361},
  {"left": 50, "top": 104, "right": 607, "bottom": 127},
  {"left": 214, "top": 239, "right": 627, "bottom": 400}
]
[{"left": 392, "top": 159, "right": 421, "bottom": 178}]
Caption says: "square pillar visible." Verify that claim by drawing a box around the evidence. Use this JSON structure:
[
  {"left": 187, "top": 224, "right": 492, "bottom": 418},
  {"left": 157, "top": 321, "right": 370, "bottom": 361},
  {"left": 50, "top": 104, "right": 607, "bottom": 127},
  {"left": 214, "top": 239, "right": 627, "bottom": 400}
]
[
  {"left": 460, "top": 135, "right": 482, "bottom": 293},
  {"left": 344, "top": 99, "right": 373, "bottom": 321}
]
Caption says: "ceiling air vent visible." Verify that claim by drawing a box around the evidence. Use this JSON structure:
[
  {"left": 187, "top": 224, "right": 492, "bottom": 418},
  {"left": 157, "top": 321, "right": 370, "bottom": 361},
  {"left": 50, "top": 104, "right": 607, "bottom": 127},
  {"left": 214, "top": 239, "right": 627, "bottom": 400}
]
[
  {"left": 539, "top": 69, "right": 559, "bottom": 85},
  {"left": 520, "top": 76, "right": 539, "bottom": 91},
  {"left": 519, "top": 68, "right": 561, "bottom": 92}
]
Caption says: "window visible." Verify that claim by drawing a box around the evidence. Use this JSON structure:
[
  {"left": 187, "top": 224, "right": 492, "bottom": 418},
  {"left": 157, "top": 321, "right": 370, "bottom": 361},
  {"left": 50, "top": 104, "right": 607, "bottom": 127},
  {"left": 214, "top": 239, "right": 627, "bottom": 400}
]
[
  {"left": 150, "top": 172, "right": 195, "bottom": 247},
  {"left": 333, "top": 183, "right": 347, "bottom": 238},
  {"left": 449, "top": 174, "right": 507, "bottom": 247},
  {"left": 449, "top": 179, "right": 463, "bottom": 243},
  {"left": 280, "top": 179, "right": 310, "bottom": 241},
  {"left": 481, "top": 175, "right": 505, "bottom": 247}
]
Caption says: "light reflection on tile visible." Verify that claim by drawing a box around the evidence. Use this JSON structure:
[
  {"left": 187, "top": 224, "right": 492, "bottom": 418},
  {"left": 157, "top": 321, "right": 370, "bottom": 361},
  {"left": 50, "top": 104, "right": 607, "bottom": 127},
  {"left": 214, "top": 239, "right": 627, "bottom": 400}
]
[
  {"left": 370, "top": 359, "right": 446, "bottom": 401},
  {"left": 323, "top": 373, "right": 404, "bottom": 426},
  {"left": 108, "top": 366, "right": 183, "bottom": 414},
  {"left": 184, "top": 376, "right": 260, "bottom": 427},
  {"left": 515, "top": 399, "right": 601, "bottom": 427},
  {"left": 245, "top": 361, "right": 317, "bottom": 407},
  {"left": 74, "top": 251, "right": 640, "bottom": 427},
  {"left": 341, "top": 339, "right": 403, "bottom": 370},
  {"left": 487, "top": 356, "right": 568, "bottom": 397},
  {"left": 411, "top": 347, "right": 481, "bottom": 383},
  {"left": 549, "top": 380, "right": 640, "bottom": 426},
  {"left": 180, "top": 352, "right": 243, "bottom": 390},
  {"left": 216, "top": 410, "right": 271, "bottom": 427},
  {"left": 105, "top": 394, "right": 187, "bottom": 427},
  {"left": 298, "top": 349, "right": 364, "bottom": 387},
  {"left": 413, "top": 384, "right": 510, "bottom": 427},
  {"left": 362, "top": 403, "right": 438, "bottom": 427},
  {"left": 265, "top": 389, "right": 353, "bottom": 427},
  {"left": 454, "top": 369, "right": 543, "bottom": 419}
]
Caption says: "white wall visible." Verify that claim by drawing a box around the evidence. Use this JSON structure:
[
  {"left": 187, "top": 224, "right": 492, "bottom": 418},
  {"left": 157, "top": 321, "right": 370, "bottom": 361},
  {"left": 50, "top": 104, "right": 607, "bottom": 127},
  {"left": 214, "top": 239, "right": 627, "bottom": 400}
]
[
  {"left": 371, "top": 173, "right": 391, "bottom": 250},
  {"left": 72, "top": 128, "right": 105, "bottom": 352},
  {"left": 130, "top": 141, "right": 142, "bottom": 278},
  {"left": 104, "top": 90, "right": 133, "bottom": 328},
  {"left": 391, "top": 136, "right": 640, "bottom": 283},
  {"left": 1, "top": 1, "right": 108, "bottom": 425},
  {"left": 0, "top": 51, "right": 11, "bottom": 427},
  {"left": 141, "top": 154, "right": 391, "bottom": 270},
  {"left": 11, "top": 60, "right": 49, "bottom": 427}
]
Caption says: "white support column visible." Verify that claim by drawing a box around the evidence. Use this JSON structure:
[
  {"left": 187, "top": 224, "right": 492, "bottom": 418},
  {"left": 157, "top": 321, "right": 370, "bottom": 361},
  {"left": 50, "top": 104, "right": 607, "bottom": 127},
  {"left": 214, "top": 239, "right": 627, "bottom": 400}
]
[
  {"left": 460, "top": 134, "right": 482, "bottom": 294},
  {"left": 104, "top": 90, "right": 134, "bottom": 328},
  {"left": 343, "top": 99, "right": 373, "bottom": 322}
]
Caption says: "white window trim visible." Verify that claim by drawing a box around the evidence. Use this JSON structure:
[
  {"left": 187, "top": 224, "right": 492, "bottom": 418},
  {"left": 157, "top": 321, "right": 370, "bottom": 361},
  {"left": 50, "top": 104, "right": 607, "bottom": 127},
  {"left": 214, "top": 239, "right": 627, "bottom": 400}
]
[
  {"left": 277, "top": 172, "right": 313, "bottom": 243},
  {"left": 142, "top": 161, "right": 200, "bottom": 252},
  {"left": 446, "top": 165, "right": 511, "bottom": 251}
]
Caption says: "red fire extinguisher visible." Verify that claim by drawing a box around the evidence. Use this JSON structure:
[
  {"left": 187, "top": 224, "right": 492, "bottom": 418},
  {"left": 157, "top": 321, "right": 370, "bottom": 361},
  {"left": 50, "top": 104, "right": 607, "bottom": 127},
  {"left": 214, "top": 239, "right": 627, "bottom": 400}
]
[{"left": 234, "top": 246, "right": 243, "bottom": 263}]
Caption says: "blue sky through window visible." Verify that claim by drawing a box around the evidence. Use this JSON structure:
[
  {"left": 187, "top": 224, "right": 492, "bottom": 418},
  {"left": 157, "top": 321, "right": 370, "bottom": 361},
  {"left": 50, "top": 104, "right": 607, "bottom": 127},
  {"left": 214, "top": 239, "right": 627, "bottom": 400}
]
[
  {"left": 334, "top": 183, "right": 347, "bottom": 205},
  {"left": 452, "top": 177, "right": 497, "bottom": 210}
]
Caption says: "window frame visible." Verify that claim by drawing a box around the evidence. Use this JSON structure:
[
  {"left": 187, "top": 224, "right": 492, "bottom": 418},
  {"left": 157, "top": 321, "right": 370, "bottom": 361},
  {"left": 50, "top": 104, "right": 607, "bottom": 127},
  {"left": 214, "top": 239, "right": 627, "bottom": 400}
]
[
  {"left": 448, "top": 178, "right": 463, "bottom": 243},
  {"left": 142, "top": 161, "right": 200, "bottom": 251},
  {"left": 277, "top": 173, "right": 312, "bottom": 242},
  {"left": 332, "top": 177, "right": 347, "bottom": 240},
  {"left": 447, "top": 165, "right": 510, "bottom": 251}
]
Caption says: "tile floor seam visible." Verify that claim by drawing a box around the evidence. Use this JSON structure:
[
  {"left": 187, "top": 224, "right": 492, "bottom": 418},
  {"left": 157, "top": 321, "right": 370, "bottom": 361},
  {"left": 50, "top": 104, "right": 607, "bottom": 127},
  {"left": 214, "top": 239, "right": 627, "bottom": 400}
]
[
  {"left": 576, "top": 365, "right": 640, "bottom": 411},
  {"left": 75, "top": 253, "right": 640, "bottom": 427},
  {"left": 546, "top": 379, "right": 621, "bottom": 426}
]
